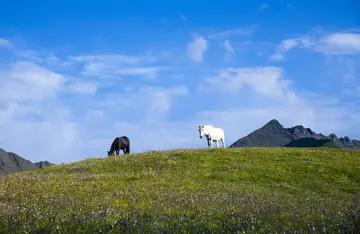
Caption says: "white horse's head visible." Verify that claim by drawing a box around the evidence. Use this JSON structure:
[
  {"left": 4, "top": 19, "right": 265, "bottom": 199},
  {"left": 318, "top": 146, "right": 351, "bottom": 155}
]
[
  {"left": 199, "top": 125, "right": 204, "bottom": 139},
  {"left": 198, "top": 125, "right": 212, "bottom": 139}
]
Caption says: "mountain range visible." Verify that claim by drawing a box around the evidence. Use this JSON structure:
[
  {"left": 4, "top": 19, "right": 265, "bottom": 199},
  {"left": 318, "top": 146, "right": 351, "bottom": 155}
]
[
  {"left": 0, "top": 148, "right": 54, "bottom": 174},
  {"left": 229, "top": 119, "right": 360, "bottom": 149}
]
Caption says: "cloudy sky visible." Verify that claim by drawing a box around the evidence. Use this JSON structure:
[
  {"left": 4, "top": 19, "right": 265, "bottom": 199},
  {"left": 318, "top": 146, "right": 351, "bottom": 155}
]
[{"left": 0, "top": 0, "right": 359, "bottom": 164}]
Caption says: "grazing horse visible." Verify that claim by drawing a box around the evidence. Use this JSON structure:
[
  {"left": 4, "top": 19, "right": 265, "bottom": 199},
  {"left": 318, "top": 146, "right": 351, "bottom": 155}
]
[
  {"left": 198, "top": 125, "right": 225, "bottom": 148},
  {"left": 107, "top": 136, "right": 130, "bottom": 156}
]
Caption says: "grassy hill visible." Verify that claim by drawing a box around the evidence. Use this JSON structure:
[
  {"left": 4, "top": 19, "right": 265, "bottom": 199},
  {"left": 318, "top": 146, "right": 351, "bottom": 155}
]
[{"left": 1, "top": 148, "right": 359, "bottom": 233}]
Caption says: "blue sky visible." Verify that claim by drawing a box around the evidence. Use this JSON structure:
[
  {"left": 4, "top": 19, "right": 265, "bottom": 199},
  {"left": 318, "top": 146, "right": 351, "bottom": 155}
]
[{"left": 0, "top": 0, "right": 359, "bottom": 164}]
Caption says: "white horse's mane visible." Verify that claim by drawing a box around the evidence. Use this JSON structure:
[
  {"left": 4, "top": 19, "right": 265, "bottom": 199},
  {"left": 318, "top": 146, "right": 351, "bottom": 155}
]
[{"left": 200, "top": 124, "right": 213, "bottom": 129}]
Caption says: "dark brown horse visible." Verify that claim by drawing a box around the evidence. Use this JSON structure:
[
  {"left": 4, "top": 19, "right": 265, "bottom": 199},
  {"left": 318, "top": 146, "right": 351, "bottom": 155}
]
[{"left": 107, "top": 136, "right": 130, "bottom": 156}]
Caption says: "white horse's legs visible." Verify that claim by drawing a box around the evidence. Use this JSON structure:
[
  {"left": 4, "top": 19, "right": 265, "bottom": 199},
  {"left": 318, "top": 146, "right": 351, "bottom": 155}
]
[
  {"left": 207, "top": 139, "right": 212, "bottom": 148},
  {"left": 221, "top": 138, "right": 225, "bottom": 148},
  {"left": 215, "top": 141, "right": 219, "bottom": 148}
]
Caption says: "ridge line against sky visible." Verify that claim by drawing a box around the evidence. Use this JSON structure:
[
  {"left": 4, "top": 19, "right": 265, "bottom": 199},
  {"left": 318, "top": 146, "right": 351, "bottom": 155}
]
[{"left": 0, "top": 0, "right": 359, "bottom": 164}]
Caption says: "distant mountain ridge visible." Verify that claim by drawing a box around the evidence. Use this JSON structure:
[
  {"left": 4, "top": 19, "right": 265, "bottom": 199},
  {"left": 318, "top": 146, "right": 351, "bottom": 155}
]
[
  {"left": 229, "top": 119, "right": 360, "bottom": 149},
  {"left": 0, "top": 148, "right": 54, "bottom": 173}
]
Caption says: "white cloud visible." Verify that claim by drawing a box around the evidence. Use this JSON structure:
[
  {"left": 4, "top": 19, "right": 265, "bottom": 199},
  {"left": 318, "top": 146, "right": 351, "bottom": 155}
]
[
  {"left": 199, "top": 66, "right": 294, "bottom": 100},
  {"left": 0, "top": 61, "right": 82, "bottom": 163},
  {"left": 0, "top": 38, "right": 13, "bottom": 49},
  {"left": 91, "top": 84, "right": 189, "bottom": 124},
  {"left": 0, "top": 58, "right": 104, "bottom": 163},
  {"left": 298, "top": 37, "right": 315, "bottom": 48},
  {"left": 207, "top": 26, "right": 257, "bottom": 39},
  {"left": 70, "top": 54, "right": 148, "bottom": 64},
  {"left": 59, "top": 85, "right": 190, "bottom": 161},
  {"left": 47, "top": 53, "right": 60, "bottom": 61},
  {"left": 69, "top": 54, "right": 164, "bottom": 79},
  {"left": 93, "top": 85, "right": 188, "bottom": 108},
  {"left": 0, "top": 61, "right": 63, "bottom": 103},
  {"left": 270, "top": 52, "right": 285, "bottom": 62},
  {"left": 270, "top": 32, "right": 360, "bottom": 61},
  {"left": 323, "top": 56, "right": 360, "bottom": 84},
  {"left": 186, "top": 36, "right": 208, "bottom": 62},
  {"left": 269, "top": 38, "right": 300, "bottom": 61},
  {"left": 116, "top": 67, "right": 167, "bottom": 77},
  {"left": 14, "top": 49, "right": 43, "bottom": 62},
  {"left": 0, "top": 55, "right": 191, "bottom": 163},
  {"left": 325, "top": 33, "right": 360, "bottom": 48},
  {"left": 316, "top": 33, "right": 360, "bottom": 55},
  {"left": 224, "top": 40, "right": 235, "bottom": 55},
  {"left": 67, "top": 82, "right": 98, "bottom": 95},
  {"left": 140, "top": 85, "right": 188, "bottom": 113},
  {"left": 0, "top": 119, "right": 79, "bottom": 163},
  {"left": 280, "top": 39, "right": 298, "bottom": 51}
]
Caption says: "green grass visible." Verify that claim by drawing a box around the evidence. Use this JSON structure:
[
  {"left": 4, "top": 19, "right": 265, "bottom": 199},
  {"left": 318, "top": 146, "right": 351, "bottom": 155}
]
[{"left": 1, "top": 147, "right": 359, "bottom": 233}]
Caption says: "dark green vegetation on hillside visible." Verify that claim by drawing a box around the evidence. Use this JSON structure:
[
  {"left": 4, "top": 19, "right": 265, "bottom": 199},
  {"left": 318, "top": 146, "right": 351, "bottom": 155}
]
[
  {"left": 284, "top": 138, "right": 341, "bottom": 148},
  {"left": 1, "top": 148, "right": 359, "bottom": 233}
]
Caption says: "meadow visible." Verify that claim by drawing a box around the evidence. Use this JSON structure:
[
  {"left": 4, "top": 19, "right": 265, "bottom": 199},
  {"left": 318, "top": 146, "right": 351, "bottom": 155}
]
[{"left": 0, "top": 147, "right": 359, "bottom": 233}]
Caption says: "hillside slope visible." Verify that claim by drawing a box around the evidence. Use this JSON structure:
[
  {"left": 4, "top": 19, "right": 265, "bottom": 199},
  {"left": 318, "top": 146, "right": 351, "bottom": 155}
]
[
  {"left": 1, "top": 148, "right": 359, "bottom": 233},
  {"left": 0, "top": 148, "right": 54, "bottom": 173},
  {"left": 229, "top": 119, "right": 360, "bottom": 149}
]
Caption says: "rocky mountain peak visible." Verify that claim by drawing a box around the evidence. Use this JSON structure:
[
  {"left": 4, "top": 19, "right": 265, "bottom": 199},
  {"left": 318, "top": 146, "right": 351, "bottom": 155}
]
[
  {"left": 343, "top": 136, "right": 351, "bottom": 142},
  {"left": 261, "top": 119, "right": 287, "bottom": 135},
  {"left": 263, "top": 119, "right": 282, "bottom": 128},
  {"left": 288, "top": 125, "right": 318, "bottom": 139},
  {"left": 329, "top": 133, "right": 338, "bottom": 140}
]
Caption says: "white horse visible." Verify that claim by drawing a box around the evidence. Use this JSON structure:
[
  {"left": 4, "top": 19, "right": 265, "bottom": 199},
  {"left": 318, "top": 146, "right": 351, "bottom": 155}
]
[{"left": 198, "top": 125, "right": 225, "bottom": 148}]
